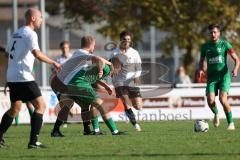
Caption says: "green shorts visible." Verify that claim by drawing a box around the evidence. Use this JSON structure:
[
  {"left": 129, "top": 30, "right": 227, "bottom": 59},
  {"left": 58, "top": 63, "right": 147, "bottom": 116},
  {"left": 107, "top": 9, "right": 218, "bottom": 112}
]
[
  {"left": 67, "top": 82, "right": 98, "bottom": 106},
  {"left": 206, "top": 72, "right": 231, "bottom": 96}
]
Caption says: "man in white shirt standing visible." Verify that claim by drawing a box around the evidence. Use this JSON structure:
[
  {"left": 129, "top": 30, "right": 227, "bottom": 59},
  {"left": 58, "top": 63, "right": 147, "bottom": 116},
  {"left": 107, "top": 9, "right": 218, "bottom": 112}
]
[
  {"left": 110, "top": 30, "right": 142, "bottom": 131},
  {"left": 0, "top": 8, "right": 61, "bottom": 149},
  {"left": 55, "top": 41, "right": 72, "bottom": 67}
]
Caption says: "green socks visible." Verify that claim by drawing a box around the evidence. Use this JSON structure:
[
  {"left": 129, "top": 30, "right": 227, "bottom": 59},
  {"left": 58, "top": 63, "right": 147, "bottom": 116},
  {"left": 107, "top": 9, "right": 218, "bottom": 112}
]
[
  {"left": 104, "top": 118, "right": 118, "bottom": 133},
  {"left": 225, "top": 111, "right": 233, "bottom": 124},
  {"left": 15, "top": 114, "right": 19, "bottom": 125},
  {"left": 91, "top": 116, "right": 100, "bottom": 132},
  {"left": 212, "top": 106, "right": 233, "bottom": 124},
  {"left": 212, "top": 106, "right": 218, "bottom": 114},
  {"left": 92, "top": 117, "right": 118, "bottom": 133}
]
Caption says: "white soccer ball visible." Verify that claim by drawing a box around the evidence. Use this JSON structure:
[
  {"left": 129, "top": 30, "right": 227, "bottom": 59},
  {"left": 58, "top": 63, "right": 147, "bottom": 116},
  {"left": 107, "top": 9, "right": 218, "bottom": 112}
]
[{"left": 194, "top": 120, "right": 209, "bottom": 132}]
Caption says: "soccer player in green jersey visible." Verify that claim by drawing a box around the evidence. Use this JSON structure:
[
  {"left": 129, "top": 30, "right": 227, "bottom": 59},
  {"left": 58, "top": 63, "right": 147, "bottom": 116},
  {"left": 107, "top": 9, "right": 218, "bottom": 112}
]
[
  {"left": 198, "top": 24, "right": 239, "bottom": 130},
  {"left": 51, "top": 36, "right": 125, "bottom": 135}
]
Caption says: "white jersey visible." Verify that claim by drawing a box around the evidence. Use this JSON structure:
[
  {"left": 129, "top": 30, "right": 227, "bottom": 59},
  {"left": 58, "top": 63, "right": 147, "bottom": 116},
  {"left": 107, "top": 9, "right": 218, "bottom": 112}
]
[
  {"left": 6, "top": 26, "right": 40, "bottom": 82},
  {"left": 51, "top": 53, "right": 72, "bottom": 72},
  {"left": 110, "top": 47, "right": 142, "bottom": 87},
  {"left": 55, "top": 54, "right": 72, "bottom": 64},
  {"left": 57, "top": 49, "right": 93, "bottom": 84}
]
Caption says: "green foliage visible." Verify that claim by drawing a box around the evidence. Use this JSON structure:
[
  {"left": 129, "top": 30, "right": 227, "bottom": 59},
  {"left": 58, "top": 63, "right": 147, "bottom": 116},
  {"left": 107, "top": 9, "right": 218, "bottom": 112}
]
[{"left": 46, "top": 0, "right": 240, "bottom": 74}]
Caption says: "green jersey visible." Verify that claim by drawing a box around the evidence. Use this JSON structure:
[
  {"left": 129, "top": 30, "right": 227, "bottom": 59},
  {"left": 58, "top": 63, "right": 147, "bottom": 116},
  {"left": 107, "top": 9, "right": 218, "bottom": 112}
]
[
  {"left": 68, "top": 64, "right": 110, "bottom": 86},
  {"left": 201, "top": 38, "right": 232, "bottom": 79},
  {"left": 66, "top": 64, "right": 111, "bottom": 106}
]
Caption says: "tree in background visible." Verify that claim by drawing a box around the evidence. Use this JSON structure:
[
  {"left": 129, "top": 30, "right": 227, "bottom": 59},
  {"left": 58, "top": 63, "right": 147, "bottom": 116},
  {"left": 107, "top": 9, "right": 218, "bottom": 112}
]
[{"left": 46, "top": 0, "right": 240, "bottom": 75}]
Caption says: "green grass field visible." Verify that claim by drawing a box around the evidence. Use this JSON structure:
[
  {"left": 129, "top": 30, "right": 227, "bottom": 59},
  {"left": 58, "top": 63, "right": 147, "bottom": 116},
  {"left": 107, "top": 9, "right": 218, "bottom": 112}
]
[{"left": 0, "top": 120, "right": 240, "bottom": 160}]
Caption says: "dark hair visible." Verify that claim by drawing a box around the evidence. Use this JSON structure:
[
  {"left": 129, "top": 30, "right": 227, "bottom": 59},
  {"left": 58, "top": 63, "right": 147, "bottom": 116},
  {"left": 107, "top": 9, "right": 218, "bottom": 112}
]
[
  {"left": 119, "top": 30, "right": 132, "bottom": 40},
  {"left": 208, "top": 24, "right": 221, "bottom": 31},
  {"left": 81, "top": 36, "right": 95, "bottom": 48},
  {"left": 59, "top": 41, "right": 69, "bottom": 48}
]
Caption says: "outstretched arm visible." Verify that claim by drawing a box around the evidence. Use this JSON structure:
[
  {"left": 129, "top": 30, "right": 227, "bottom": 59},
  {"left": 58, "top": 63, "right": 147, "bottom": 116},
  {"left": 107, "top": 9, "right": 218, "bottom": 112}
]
[
  {"left": 198, "top": 57, "right": 206, "bottom": 79},
  {"left": 91, "top": 55, "right": 113, "bottom": 78},
  {"left": 32, "top": 49, "right": 61, "bottom": 71},
  {"left": 229, "top": 53, "right": 239, "bottom": 77}
]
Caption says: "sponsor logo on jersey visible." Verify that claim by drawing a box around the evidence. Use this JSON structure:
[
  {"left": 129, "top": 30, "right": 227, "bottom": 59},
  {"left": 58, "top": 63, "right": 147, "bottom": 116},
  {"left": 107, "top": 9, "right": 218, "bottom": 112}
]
[{"left": 209, "top": 55, "right": 222, "bottom": 64}]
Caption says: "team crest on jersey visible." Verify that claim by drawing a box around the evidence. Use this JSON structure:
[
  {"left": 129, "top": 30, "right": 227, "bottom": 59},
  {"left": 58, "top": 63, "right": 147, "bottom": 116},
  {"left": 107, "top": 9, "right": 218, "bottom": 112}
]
[{"left": 217, "top": 48, "right": 221, "bottom": 53}]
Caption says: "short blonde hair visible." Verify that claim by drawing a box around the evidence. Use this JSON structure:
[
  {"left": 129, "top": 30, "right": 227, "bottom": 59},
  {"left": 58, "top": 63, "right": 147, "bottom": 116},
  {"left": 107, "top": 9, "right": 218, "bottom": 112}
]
[{"left": 81, "top": 36, "right": 95, "bottom": 48}]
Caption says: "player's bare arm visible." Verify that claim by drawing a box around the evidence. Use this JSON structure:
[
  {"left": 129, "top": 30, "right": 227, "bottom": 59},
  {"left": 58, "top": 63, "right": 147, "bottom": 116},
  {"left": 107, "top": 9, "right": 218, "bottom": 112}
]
[
  {"left": 32, "top": 49, "right": 61, "bottom": 71},
  {"left": 92, "top": 55, "right": 112, "bottom": 66},
  {"left": 134, "top": 78, "right": 141, "bottom": 85},
  {"left": 92, "top": 55, "right": 112, "bottom": 78},
  {"left": 229, "top": 52, "right": 239, "bottom": 77},
  {"left": 198, "top": 57, "right": 205, "bottom": 78}
]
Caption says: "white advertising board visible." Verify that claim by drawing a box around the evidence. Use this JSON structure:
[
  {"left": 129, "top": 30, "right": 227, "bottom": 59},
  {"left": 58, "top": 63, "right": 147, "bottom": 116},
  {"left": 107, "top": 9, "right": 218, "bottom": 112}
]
[{"left": 0, "top": 84, "right": 240, "bottom": 123}]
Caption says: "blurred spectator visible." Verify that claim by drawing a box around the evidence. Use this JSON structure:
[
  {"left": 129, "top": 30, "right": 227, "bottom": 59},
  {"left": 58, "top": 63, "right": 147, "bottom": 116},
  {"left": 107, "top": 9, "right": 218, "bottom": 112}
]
[
  {"left": 175, "top": 66, "right": 192, "bottom": 84},
  {"left": 53, "top": 41, "right": 72, "bottom": 68},
  {"left": 194, "top": 60, "right": 207, "bottom": 83}
]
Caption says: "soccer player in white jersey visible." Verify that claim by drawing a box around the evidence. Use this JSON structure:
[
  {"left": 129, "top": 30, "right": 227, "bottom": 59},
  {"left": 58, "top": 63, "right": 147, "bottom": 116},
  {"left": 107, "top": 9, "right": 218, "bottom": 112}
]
[
  {"left": 110, "top": 30, "right": 142, "bottom": 131},
  {"left": 0, "top": 8, "right": 61, "bottom": 149}
]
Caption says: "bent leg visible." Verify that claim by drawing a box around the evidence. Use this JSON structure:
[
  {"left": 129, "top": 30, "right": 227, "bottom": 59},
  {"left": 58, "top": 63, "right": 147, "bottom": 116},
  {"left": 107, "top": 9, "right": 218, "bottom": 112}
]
[
  {"left": 207, "top": 93, "right": 218, "bottom": 114},
  {"left": 92, "top": 99, "right": 118, "bottom": 133}
]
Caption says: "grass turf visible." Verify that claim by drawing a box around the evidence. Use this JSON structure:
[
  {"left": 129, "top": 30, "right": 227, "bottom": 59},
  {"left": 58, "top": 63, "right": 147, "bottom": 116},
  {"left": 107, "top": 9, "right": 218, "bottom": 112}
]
[{"left": 0, "top": 121, "right": 240, "bottom": 160}]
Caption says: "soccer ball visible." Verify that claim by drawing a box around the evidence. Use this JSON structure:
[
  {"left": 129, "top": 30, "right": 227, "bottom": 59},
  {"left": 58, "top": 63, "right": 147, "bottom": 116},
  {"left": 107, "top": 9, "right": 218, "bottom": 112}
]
[{"left": 194, "top": 120, "right": 209, "bottom": 132}]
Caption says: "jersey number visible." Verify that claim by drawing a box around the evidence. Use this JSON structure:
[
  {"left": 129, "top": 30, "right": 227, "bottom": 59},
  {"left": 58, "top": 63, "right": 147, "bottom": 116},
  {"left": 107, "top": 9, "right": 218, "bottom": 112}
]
[{"left": 10, "top": 40, "right": 16, "bottom": 59}]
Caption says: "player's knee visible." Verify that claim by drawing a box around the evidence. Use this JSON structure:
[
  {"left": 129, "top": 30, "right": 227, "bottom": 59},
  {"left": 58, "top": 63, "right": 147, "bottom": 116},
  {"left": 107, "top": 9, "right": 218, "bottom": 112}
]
[
  {"left": 8, "top": 107, "right": 20, "bottom": 117},
  {"left": 219, "top": 97, "right": 227, "bottom": 106},
  {"left": 92, "top": 98, "right": 103, "bottom": 109},
  {"left": 35, "top": 102, "right": 46, "bottom": 114},
  {"left": 121, "top": 99, "right": 132, "bottom": 109},
  {"left": 207, "top": 97, "right": 215, "bottom": 105}
]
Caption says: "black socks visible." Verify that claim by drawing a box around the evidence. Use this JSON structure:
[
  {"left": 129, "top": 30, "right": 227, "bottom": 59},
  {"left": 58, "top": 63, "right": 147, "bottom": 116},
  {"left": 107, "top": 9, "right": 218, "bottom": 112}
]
[
  {"left": 53, "top": 118, "right": 64, "bottom": 132},
  {"left": 30, "top": 112, "right": 43, "bottom": 144},
  {"left": 125, "top": 108, "right": 137, "bottom": 126},
  {"left": 0, "top": 113, "right": 14, "bottom": 140}
]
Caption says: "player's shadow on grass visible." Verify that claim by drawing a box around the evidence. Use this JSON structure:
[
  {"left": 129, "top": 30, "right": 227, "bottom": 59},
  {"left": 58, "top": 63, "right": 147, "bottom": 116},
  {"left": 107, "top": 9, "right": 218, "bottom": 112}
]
[{"left": 19, "top": 152, "right": 240, "bottom": 159}]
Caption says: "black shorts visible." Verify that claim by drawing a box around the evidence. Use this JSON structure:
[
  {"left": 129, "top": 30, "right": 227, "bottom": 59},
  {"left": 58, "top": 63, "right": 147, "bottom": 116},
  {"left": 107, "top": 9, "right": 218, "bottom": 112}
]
[
  {"left": 115, "top": 86, "right": 141, "bottom": 98},
  {"left": 8, "top": 81, "right": 42, "bottom": 102}
]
